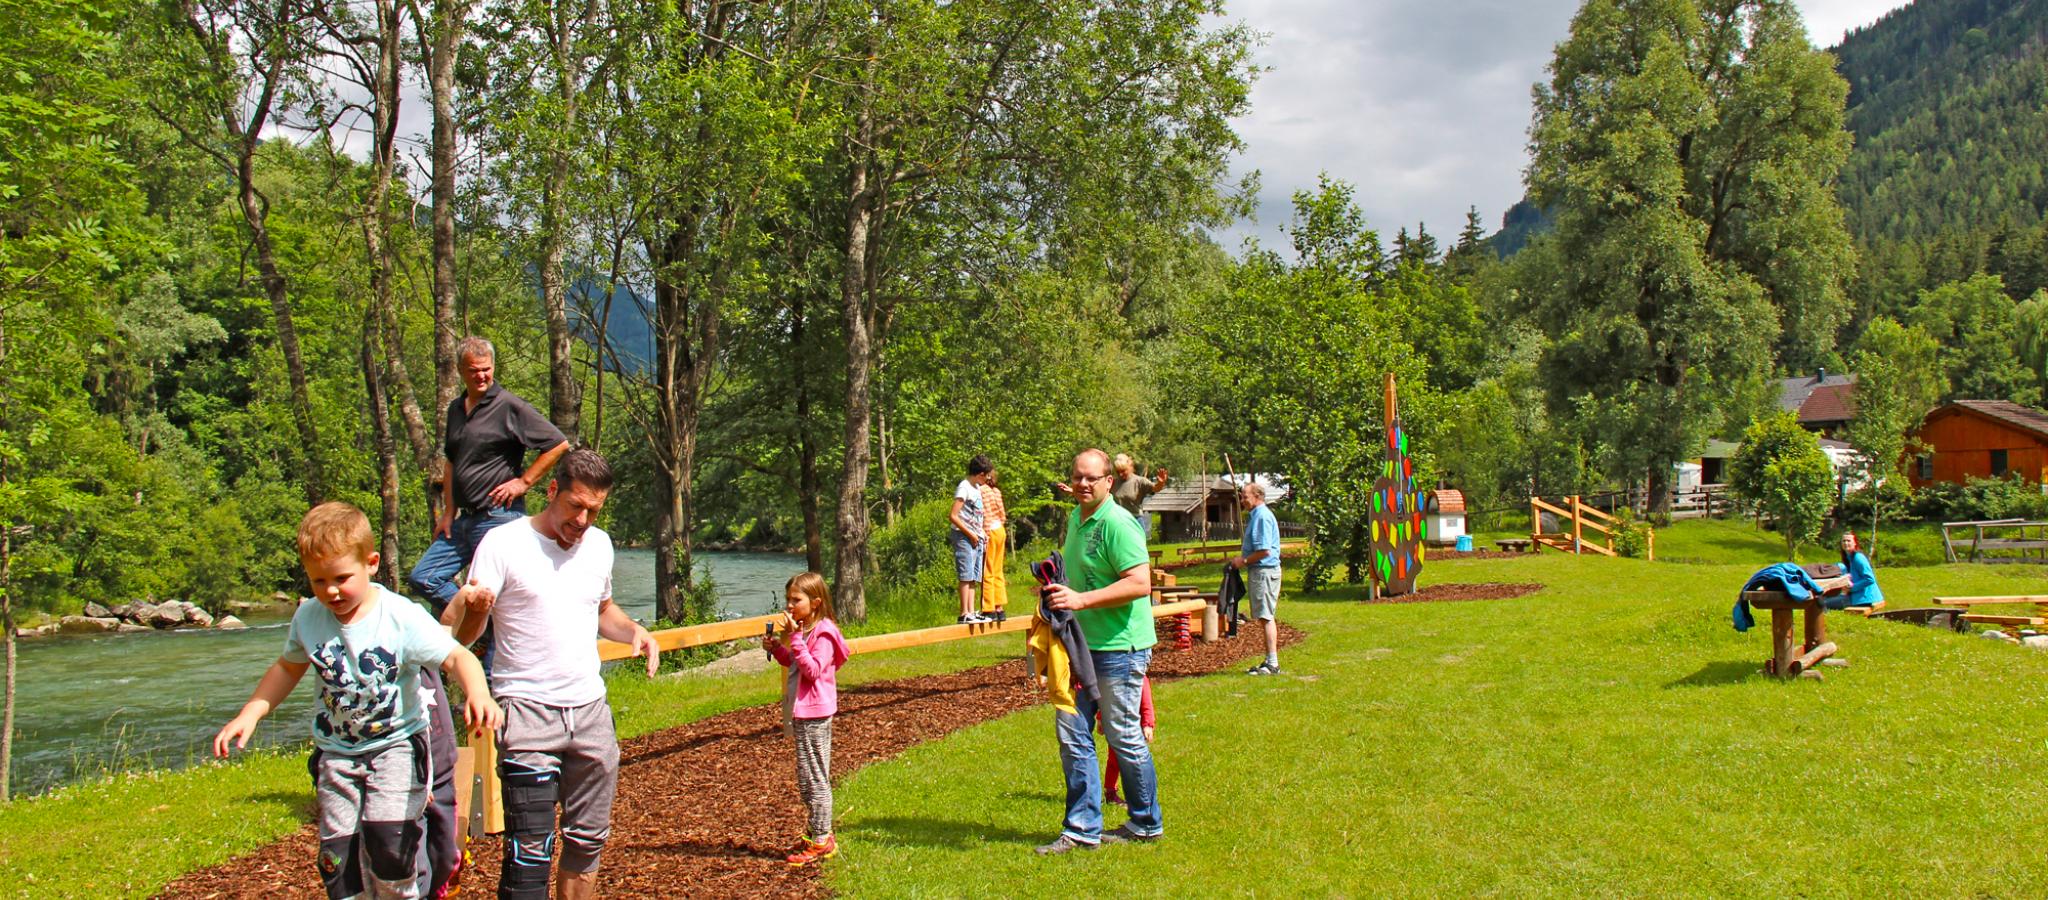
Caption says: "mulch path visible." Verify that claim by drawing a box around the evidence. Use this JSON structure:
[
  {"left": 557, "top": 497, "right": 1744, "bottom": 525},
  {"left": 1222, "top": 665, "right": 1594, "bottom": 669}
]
[
  {"left": 1367, "top": 582, "right": 1544, "bottom": 604},
  {"left": 161, "top": 621, "right": 1302, "bottom": 899}
]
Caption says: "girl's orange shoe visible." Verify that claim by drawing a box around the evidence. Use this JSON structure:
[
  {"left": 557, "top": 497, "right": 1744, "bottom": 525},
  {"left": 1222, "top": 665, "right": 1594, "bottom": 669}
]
[{"left": 786, "top": 835, "right": 838, "bottom": 866}]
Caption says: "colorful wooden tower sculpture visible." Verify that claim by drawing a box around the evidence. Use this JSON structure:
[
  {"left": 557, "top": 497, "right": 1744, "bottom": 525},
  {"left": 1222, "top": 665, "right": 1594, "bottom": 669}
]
[{"left": 1369, "top": 373, "right": 1425, "bottom": 596}]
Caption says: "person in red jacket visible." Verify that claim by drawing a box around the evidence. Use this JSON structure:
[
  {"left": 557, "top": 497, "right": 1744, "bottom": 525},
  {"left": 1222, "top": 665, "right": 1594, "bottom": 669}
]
[{"left": 1103, "top": 675, "right": 1154, "bottom": 805}]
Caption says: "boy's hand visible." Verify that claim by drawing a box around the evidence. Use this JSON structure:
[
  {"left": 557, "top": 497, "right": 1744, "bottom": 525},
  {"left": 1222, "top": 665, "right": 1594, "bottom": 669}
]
[
  {"left": 456, "top": 578, "right": 495, "bottom": 615},
  {"left": 214, "top": 715, "right": 258, "bottom": 758},
  {"left": 1144, "top": 726, "right": 1155, "bottom": 742},
  {"left": 465, "top": 694, "right": 504, "bottom": 736}
]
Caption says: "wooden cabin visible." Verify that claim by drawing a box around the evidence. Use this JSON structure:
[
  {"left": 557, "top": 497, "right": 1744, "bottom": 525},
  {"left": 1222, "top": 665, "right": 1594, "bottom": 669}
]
[{"left": 1909, "top": 400, "right": 2048, "bottom": 488}]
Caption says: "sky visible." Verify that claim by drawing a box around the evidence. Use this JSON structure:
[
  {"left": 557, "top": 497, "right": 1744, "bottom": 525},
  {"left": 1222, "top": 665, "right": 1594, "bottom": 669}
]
[{"left": 1215, "top": 0, "right": 1912, "bottom": 252}]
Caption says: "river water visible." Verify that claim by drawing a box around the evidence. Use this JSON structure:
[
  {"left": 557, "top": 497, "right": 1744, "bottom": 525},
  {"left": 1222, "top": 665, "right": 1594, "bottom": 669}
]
[{"left": 8, "top": 549, "right": 800, "bottom": 797}]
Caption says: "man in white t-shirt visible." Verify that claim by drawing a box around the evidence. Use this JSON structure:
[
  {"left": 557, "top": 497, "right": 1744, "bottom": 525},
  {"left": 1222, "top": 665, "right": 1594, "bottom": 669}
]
[{"left": 450, "top": 448, "right": 656, "bottom": 900}]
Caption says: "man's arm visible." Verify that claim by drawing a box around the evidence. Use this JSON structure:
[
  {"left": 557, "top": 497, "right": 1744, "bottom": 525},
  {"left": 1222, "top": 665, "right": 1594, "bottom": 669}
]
[
  {"left": 1232, "top": 548, "right": 1272, "bottom": 570},
  {"left": 488, "top": 440, "right": 569, "bottom": 507},
  {"left": 598, "top": 599, "right": 659, "bottom": 677},
  {"left": 1046, "top": 563, "right": 1151, "bottom": 612}
]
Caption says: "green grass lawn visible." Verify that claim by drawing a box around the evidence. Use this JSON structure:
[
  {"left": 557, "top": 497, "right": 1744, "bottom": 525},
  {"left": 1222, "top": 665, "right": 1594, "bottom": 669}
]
[
  {"left": 1475, "top": 516, "right": 1961, "bottom": 568},
  {"left": 0, "top": 633, "right": 1029, "bottom": 899},
  {"left": 827, "top": 552, "right": 2048, "bottom": 897}
]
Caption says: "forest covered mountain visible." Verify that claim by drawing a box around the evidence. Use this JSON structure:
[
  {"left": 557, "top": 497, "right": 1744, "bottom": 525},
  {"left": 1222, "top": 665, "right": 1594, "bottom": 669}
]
[{"left": 1494, "top": 0, "right": 2048, "bottom": 288}]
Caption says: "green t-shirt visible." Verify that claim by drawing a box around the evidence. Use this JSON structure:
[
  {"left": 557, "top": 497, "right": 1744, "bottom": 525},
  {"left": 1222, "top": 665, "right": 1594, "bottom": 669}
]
[{"left": 1061, "top": 500, "right": 1156, "bottom": 652}]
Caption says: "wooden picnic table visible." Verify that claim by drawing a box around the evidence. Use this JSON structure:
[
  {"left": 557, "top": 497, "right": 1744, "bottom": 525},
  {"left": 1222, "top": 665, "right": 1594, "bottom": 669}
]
[
  {"left": 1743, "top": 574, "right": 1850, "bottom": 678},
  {"left": 1495, "top": 538, "right": 1533, "bottom": 553}
]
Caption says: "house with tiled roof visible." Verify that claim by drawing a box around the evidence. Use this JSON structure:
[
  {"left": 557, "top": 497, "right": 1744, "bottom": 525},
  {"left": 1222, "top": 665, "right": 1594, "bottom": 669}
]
[
  {"left": 1909, "top": 400, "right": 2048, "bottom": 488},
  {"left": 1776, "top": 369, "right": 1858, "bottom": 436}
]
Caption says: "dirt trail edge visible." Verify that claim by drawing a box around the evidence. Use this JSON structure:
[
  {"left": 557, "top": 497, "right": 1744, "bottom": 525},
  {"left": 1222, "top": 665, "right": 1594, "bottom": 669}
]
[{"left": 163, "top": 623, "right": 1303, "bottom": 899}]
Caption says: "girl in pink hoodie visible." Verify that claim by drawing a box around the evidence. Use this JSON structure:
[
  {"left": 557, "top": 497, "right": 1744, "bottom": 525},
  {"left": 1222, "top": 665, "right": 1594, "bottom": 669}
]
[{"left": 768, "top": 572, "right": 851, "bottom": 866}]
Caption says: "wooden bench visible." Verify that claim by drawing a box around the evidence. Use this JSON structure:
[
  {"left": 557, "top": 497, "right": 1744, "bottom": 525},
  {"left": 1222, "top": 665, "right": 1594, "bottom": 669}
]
[
  {"left": 1741, "top": 590, "right": 1840, "bottom": 678},
  {"left": 1927, "top": 596, "right": 2048, "bottom": 629},
  {"left": 1495, "top": 538, "right": 1533, "bottom": 553}
]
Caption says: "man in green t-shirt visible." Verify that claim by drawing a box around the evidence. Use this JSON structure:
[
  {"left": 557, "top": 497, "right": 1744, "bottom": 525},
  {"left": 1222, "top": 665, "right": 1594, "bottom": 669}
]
[{"left": 1036, "top": 448, "right": 1161, "bottom": 854}]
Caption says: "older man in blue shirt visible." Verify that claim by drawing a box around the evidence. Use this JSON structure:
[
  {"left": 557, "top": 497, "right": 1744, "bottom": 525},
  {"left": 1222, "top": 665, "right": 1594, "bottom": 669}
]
[{"left": 1227, "top": 481, "right": 1284, "bottom": 675}]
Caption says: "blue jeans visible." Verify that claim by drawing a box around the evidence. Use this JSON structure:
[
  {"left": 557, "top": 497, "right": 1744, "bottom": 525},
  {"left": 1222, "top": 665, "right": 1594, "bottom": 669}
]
[
  {"left": 406, "top": 504, "right": 525, "bottom": 611},
  {"left": 1055, "top": 648, "right": 1161, "bottom": 842}
]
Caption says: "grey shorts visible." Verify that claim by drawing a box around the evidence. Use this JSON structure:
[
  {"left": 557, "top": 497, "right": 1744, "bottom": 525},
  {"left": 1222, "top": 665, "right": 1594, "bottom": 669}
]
[
  {"left": 949, "top": 530, "right": 984, "bottom": 583},
  {"left": 499, "top": 696, "right": 621, "bottom": 874},
  {"left": 1248, "top": 566, "right": 1281, "bottom": 621}
]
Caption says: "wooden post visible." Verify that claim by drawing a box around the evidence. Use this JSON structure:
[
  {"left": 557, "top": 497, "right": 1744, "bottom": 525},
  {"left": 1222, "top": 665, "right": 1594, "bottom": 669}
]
[
  {"left": 1571, "top": 495, "right": 1584, "bottom": 555},
  {"left": 1769, "top": 608, "right": 1796, "bottom": 678},
  {"left": 476, "top": 727, "right": 502, "bottom": 834},
  {"left": 1202, "top": 598, "right": 1219, "bottom": 642},
  {"left": 1646, "top": 526, "right": 1655, "bottom": 562},
  {"left": 1530, "top": 497, "right": 1540, "bottom": 552},
  {"left": 1802, "top": 601, "right": 1828, "bottom": 652}
]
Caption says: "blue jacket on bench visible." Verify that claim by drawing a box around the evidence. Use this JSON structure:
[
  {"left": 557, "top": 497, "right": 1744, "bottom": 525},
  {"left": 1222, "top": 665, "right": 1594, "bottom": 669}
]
[{"left": 1734, "top": 563, "right": 1822, "bottom": 632}]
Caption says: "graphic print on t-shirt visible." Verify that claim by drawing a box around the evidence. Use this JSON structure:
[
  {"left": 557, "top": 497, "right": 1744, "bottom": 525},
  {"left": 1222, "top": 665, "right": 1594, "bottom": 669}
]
[{"left": 308, "top": 641, "right": 404, "bottom": 745}]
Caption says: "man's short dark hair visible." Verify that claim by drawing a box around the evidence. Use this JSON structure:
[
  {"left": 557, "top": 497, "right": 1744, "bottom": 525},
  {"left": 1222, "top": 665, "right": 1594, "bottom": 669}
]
[
  {"left": 968, "top": 454, "right": 994, "bottom": 476},
  {"left": 554, "top": 447, "right": 614, "bottom": 493}
]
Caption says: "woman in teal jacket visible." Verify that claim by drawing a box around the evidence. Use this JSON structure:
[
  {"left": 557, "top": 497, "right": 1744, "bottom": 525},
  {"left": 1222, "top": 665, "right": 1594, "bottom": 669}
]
[{"left": 1831, "top": 531, "right": 1885, "bottom": 609}]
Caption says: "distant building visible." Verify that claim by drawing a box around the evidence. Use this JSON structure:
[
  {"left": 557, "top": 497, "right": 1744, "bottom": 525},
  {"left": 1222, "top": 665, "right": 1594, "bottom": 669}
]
[
  {"left": 1910, "top": 400, "right": 2048, "bottom": 488},
  {"left": 1142, "top": 474, "right": 1293, "bottom": 543},
  {"left": 1776, "top": 369, "right": 1858, "bottom": 437}
]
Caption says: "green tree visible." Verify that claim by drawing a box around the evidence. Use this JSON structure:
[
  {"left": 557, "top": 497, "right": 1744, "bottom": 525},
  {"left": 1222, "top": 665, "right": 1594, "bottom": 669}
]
[
  {"left": 1523, "top": 0, "right": 1855, "bottom": 515},
  {"left": 1908, "top": 274, "right": 2038, "bottom": 405},
  {"left": 1844, "top": 318, "right": 1941, "bottom": 552},
  {"left": 1729, "top": 412, "right": 1836, "bottom": 556},
  {"left": 2017, "top": 290, "right": 2048, "bottom": 400}
]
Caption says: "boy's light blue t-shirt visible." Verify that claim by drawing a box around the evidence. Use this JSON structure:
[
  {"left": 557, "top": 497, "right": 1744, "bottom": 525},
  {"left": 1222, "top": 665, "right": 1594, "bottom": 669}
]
[
  {"left": 282, "top": 584, "right": 459, "bottom": 755},
  {"left": 1241, "top": 503, "right": 1281, "bottom": 568}
]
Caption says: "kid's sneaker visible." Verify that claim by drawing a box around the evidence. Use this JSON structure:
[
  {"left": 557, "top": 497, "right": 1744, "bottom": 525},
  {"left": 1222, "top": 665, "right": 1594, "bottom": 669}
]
[{"left": 787, "top": 834, "right": 838, "bottom": 866}]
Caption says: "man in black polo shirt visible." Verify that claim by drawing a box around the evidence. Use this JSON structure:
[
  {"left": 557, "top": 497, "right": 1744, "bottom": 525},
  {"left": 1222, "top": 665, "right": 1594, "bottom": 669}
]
[
  {"left": 405, "top": 336, "right": 567, "bottom": 895},
  {"left": 409, "top": 336, "right": 570, "bottom": 613}
]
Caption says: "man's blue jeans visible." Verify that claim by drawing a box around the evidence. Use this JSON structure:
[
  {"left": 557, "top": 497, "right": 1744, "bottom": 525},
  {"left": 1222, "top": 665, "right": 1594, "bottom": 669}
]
[
  {"left": 407, "top": 505, "right": 525, "bottom": 612},
  {"left": 1055, "top": 647, "right": 1161, "bottom": 843}
]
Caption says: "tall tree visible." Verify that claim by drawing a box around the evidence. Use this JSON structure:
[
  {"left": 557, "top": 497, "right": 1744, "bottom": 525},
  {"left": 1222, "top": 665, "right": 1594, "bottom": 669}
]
[
  {"left": 1523, "top": 0, "right": 1855, "bottom": 515},
  {"left": 416, "top": 0, "right": 475, "bottom": 448},
  {"left": 1845, "top": 317, "right": 1941, "bottom": 552},
  {"left": 151, "top": 0, "right": 329, "bottom": 505}
]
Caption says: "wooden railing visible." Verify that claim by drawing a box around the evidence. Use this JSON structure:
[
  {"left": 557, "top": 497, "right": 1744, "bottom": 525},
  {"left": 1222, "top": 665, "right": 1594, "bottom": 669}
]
[
  {"left": 1940, "top": 519, "right": 2048, "bottom": 564},
  {"left": 1529, "top": 495, "right": 1653, "bottom": 560}
]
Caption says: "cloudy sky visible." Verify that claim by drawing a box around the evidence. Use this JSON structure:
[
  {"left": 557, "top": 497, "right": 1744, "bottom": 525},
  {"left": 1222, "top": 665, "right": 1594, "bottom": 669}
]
[{"left": 1215, "top": 0, "right": 1910, "bottom": 251}]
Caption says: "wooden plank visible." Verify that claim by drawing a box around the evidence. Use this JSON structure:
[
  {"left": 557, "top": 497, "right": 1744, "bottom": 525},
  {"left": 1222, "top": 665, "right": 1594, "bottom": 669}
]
[
  {"left": 1930, "top": 595, "right": 2048, "bottom": 606},
  {"left": 452, "top": 746, "right": 475, "bottom": 831},
  {"left": 841, "top": 599, "right": 1210, "bottom": 656},
  {"left": 1960, "top": 614, "right": 2048, "bottom": 626},
  {"left": 476, "top": 728, "right": 502, "bottom": 834},
  {"left": 1970, "top": 539, "right": 2048, "bottom": 551},
  {"left": 1531, "top": 497, "right": 1573, "bottom": 518},
  {"left": 598, "top": 613, "right": 783, "bottom": 662}
]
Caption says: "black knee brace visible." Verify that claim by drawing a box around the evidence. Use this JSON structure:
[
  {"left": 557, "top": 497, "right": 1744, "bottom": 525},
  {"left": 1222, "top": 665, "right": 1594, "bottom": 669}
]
[
  {"left": 499, "top": 762, "right": 560, "bottom": 900},
  {"left": 361, "top": 819, "right": 421, "bottom": 883},
  {"left": 316, "top": 833, "right": 364, "bottom": 900}
]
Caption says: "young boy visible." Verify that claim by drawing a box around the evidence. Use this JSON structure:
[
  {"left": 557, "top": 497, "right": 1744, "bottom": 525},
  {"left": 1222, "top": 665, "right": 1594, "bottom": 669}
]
[{"left": 215, "top": 502, "right": 502, "bottom": 900}]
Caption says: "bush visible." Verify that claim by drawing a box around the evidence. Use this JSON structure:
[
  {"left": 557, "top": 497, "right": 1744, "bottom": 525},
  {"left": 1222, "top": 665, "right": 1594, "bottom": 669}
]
[
  {"left": 1835, "top": 478, "right": 1914, "bottom": 526},
  {"left": 1610, "top": 507, "right": 1650, "bottom": 558},
  {"left": 1729, "top": 413, "right": 1836, "bottom": 556},
  {"left": 1908, "top": 474, "right": 2048, "bottom": 522}
]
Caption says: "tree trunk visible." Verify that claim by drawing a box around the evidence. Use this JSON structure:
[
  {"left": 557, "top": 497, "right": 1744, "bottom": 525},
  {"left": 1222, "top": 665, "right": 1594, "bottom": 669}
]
[
  {"left": 538, "top": 0, "right": 585, "bottom": 440},
  {"left": 2, "top": 518, "right": 13, "bottom": 803},
  {"left": 423, "top": 0, "right": 467, "bottom": 455},
  {"left": 364, "top": 314, "right": 404, "bottom": 588},
  {"left": 360, "top": 0, "right": 433, "bottom": 474},
  {"left": 791, "top": 293, "right": 823, "bottom": 572},
  {"left": 834, "top": 133, "right": 876, "bottom": 621},
  {"left": 240, "top": 180, "right": 326, "bottom": 505},
  {"left": 1646, "top": 459, "right": 1673, "bottom": 518},
  {"left": 647, "top": 225, "right": 720, "bottom": 623}
]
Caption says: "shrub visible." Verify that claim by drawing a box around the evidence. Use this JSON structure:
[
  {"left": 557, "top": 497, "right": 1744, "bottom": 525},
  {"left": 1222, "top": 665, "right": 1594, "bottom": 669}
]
[
  {"left": 1610, "top": 507, "right": 1650, "bottom": 558},
  {"left": 1908, "top": 474, "right": 2048, "bottom": 522},
  {"left": 1836, "top": 478, "right": 1914, "bottom": 526},
  {"left": 1729, "top": 412, "right": 1836, "bottom": 556}
]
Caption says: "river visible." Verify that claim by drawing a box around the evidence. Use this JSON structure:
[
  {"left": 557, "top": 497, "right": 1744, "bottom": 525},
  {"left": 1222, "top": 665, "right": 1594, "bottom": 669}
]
[{"left": 7, "top": 549, "right": 801, "bottom": 797}]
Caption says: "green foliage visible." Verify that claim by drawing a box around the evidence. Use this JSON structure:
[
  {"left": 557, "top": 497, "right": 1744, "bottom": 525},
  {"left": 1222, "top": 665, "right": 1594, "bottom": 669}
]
[
  {"left": 1844, "top": 316, "right": 1942, "bottom": 529},
  {"left": 1729, "top": 413, "right": 1837, "bottom": 555},
  {"left": 1522, "top": 0, "right": 1856, "bottom": 510},
  {"left": 1169, "top": 177, "right": 1430, "bottom": 588},
  {"left": 1906, "top": 274, "right": 2038, "bottom": 405},
  {"left": 1609, "top": 507, "right": 1650, "bottom": 558},
  {"left": 1908, "top": 474, "right": 2048, "bottom": 523}
]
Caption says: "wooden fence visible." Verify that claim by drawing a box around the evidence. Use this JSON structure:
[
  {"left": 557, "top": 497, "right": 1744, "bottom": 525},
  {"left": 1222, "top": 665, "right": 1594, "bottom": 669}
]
[
  {"left": 1530, "top": 495, "right": 1654, "bottom": 560},
  {"left": 1941, "top": 519, "right": 2048, "bottom": 564}
]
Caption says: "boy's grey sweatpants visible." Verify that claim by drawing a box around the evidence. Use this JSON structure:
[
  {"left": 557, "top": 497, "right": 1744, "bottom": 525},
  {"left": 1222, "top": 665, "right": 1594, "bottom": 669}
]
[
  {"left": 313, "top": 734, "right": 429, "bottom": 899},
  {"left": 792, "top": 716, "right": 834, "bottom": 838},
  {"left": 499, "top": 696, "right": 620, "bottom": 875}
]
